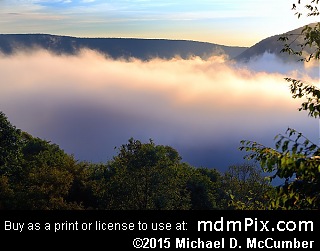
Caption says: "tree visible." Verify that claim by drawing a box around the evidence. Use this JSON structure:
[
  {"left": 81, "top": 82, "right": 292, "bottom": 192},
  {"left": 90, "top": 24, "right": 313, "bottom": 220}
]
[
  {"left": 0, "top": 111, "right": 23, "bottom": 209},
  {"left": 99, "top": 138, "right": 192, "bottom": 210},
  {"left": 239, "top": 1, "right": 320, "bottom": 209},
  {"left": 88, "top": 138, "right": 226, "bottom": 210},
  {"left": 0, "top": 112, "right": 23, "bottom": 176},
  {"left": 222, "top": 163, "right": 273, "bottom": 210},
  {"left": 186, "top": 167, "right": 223, "bottom": 210},
  {"left": 14, "top": 133, "right": 84, "bottom": 209},
  {"left": 0, "top": 111, "right": 87, "bottom": 209}
]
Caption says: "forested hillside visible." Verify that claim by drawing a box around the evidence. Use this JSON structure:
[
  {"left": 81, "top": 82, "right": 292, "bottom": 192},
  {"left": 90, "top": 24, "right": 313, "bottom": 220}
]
[
  {"left": 0, "top": 34, "right": 247, "bottom": 60},
  {"left": 0, "top": 111, "right": 272, "bottom": 210},
  {"left": 235, "top": 22, "right": 319, "bottom": 63}
]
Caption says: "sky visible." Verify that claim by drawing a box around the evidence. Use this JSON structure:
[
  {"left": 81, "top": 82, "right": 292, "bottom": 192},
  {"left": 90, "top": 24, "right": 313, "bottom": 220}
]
[{"left": 1, "top": 0, "right": 319, "bottom": 46}]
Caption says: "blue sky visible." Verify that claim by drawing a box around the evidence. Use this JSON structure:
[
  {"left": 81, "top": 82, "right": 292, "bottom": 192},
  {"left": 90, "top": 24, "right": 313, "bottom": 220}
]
[{"left": 0, "top": 0, "right": 318, "bottom": 46}]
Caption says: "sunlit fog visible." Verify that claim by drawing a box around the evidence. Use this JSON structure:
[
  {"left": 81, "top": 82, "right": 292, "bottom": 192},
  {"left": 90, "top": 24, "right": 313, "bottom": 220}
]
[{"left": 0, "top": 49, "right": 318, "bottom": 171}]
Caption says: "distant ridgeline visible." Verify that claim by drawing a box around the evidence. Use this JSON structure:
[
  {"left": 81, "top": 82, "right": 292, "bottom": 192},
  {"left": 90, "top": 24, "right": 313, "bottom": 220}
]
[
  {"left": 0, "top": 23, "right": 316, "bottom": 62},
  {"left": 0, "top": 34, "right": 247, "bottom": 60},
  {"left": 235, "top": 22, "right": 319, "bottom": 63}
]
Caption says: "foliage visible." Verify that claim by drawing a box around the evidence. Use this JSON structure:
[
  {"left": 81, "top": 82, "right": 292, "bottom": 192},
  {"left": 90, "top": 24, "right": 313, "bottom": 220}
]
[
  {"left": 0, "top": 110, "right": 278, "bottom": 210},
  {"left": 14, "top": 134, "right": 86, "bottom": 209},
  {"left": 0, "top": 112, "right": 23, "bottom": 178},
  {"left": 240, "top": 0, "right": 320, "bottom": 209},
  {"left": 0, "top": 112, "right": 23, "bottom": 209},
  {"left": 84, "top": 138, "right": 229, "bottom": 210},
  {"left": 89, "top": 138, "right": 190, "bottom": 209},
  {"left": 186, "top": 167, "right": 224, "bottom": 210},
  {"left": 222, "top": 163, "right": 273, "bottom": 210},
  {"left": 0, "top": 112, "right": 88, "bottom": 209},
  {"left": 0, "top": 111, "right": 231, "bottom": 210}
]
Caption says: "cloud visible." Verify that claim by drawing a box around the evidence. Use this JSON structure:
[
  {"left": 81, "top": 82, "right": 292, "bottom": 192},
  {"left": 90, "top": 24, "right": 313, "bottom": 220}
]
[{"left": 0, "top": 49, "right": 318, "bottom": 171}]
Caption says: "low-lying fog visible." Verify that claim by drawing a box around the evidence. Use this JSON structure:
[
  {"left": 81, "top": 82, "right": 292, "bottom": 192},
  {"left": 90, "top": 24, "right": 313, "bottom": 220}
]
[{"left": 0, "top": 49, "right": 318, "bottom": 173}]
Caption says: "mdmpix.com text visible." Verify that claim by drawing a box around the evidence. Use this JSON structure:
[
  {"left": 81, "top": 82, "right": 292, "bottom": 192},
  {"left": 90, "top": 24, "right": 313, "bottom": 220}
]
[{"left": 198, "top": 217, "right": 313, "bottom": 232}]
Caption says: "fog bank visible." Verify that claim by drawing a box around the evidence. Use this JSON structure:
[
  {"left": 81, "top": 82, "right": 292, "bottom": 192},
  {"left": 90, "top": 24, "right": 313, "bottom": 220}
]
[{"left": 0, "top": 49, "right": 318, "bottom": 171}]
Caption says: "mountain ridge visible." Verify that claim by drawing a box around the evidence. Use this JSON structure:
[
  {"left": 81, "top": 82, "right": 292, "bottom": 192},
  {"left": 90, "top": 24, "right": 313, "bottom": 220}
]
[
  {"left": 235, "top": 22, "right": 319, "bottom": 63},
  {"left": 0, "top": 33, "right": 247, "bottom": 60},
  {"left": 0, "top": 22, "right": 318, "bottom": 62}
]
